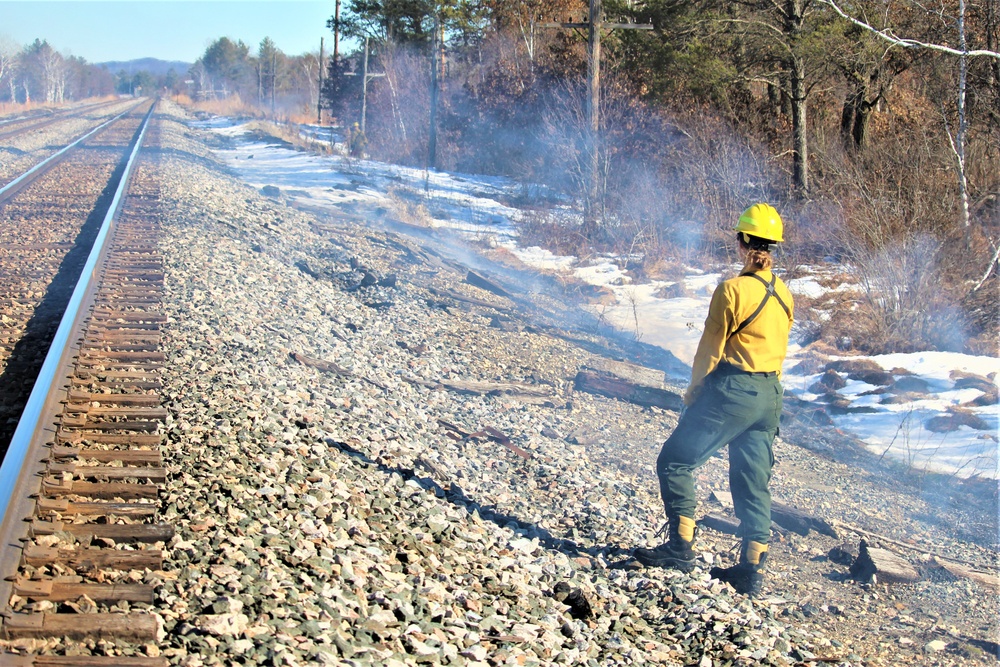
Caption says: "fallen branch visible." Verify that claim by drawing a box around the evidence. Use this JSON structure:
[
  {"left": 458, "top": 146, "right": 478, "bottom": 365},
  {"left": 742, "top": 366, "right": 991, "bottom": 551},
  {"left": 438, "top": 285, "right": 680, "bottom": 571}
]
[
  {"left": 437, "top": 420, "right": 530, "bottom": 459},
  {"left": 402, "top": 375, "right": 442, "bottom": 390},
  {"left": 465, "top": 270, "right": 513, "bottom": 299},
  {"left": 291, "top": 351, "right": 388, "bottom": 390},
  {"left": 442, "top": 380, "right": 554, "bottom": 397},
  {"left": 428, "top": 286, "right": 512, "bottom": 311}
]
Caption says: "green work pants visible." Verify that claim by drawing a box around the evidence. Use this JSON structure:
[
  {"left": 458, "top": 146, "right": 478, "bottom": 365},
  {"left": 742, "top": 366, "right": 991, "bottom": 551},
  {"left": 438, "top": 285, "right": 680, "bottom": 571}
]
[{"left": 656, "top": 364, "right": 782, "bottom": 544}]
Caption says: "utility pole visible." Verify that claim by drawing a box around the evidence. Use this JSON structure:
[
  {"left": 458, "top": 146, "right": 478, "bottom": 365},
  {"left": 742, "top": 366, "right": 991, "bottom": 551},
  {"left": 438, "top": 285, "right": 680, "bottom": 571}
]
[
  {"left": 543, "top": 1, "right": 651, "bottom": 233},
  {"left": 317, "top": 37, "right": 324, "bottom": 124},
  {"left": 428, "top": 14, "right": 442, "bottom": 171},
  {"left": 333, "top": 0, "right": 341, "bottom": 62},
  {"left": 360, "top": 37, "right": 385, "bottom": 134}
]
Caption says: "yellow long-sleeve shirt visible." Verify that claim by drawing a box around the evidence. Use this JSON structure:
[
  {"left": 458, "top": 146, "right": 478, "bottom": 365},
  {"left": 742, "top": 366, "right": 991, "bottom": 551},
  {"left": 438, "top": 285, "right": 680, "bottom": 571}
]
[{"left": 684, "top": 269, "right": 794, "bottom": 405}]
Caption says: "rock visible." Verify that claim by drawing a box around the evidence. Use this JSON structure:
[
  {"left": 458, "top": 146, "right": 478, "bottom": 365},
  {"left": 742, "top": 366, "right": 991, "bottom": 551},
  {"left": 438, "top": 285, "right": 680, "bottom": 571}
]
[
  {"left": 924, "top": 639, "right": 948, "bottom": 653},
  {"left": 197, "top": 614, "right": 249, "bottom": 637}
]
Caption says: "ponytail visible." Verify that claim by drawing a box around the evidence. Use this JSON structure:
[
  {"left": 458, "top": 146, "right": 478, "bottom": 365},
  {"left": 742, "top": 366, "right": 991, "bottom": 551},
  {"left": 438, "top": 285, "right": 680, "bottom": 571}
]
[
  {"left": 744, "top": 249, "right": 773, "bottom": 271},
  {"left": 738, "top": 233, "right": 774, "bottom": 271}
]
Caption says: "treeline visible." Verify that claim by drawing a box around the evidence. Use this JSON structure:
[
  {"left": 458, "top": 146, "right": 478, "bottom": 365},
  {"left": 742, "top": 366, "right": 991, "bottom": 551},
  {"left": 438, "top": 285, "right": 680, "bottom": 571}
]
[
  {"left": 0, "top": 38, "right": 188, "bottom": 103},
  {"left": 315, "top": 0, "right": 998, "bottom": 354},
  {"left": 0, "top": 39, "right": 115, "bottom": 103},
  {"left": 187, "top": 37, "right": 322, "bottom": 115}
]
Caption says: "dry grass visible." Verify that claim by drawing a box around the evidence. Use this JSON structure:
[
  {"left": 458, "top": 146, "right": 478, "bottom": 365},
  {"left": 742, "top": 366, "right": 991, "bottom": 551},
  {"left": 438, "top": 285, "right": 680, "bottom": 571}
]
[
  {"left": 515, "top": 210, "right": 593, "bottom": 262},
  {"left": 386, "top": 187, "right": 432, "bottom": 227}
]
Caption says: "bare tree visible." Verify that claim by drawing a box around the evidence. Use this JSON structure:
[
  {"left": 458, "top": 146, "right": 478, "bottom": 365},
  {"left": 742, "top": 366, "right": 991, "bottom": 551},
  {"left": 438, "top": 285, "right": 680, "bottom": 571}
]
[
  {"left": 817, "top": 0, "right": 1000, "bottom": 242},
  {"left": 0, "top": 37, "right": 18, "bottom": 102},
  {"left": 297, "top": 52, "right": 322, "bottom": 116}
]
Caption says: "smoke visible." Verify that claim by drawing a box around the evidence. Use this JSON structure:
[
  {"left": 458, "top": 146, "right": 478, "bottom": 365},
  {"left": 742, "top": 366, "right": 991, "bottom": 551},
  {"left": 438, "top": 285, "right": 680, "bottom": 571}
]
[
  {"left": 841, "top": 232, "right": 969, "bottom": 353},
  {"left": 347, "top": 33, "right": 786, "bottom": 271}
]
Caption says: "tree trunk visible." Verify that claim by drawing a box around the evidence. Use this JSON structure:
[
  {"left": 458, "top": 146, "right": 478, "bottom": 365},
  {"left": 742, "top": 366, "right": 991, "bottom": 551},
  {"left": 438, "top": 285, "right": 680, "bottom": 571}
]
[
  {"left": 786, "top": 0, "right": 809, "bottom": 195},
  {"left": 852, "top": 99, "right": 874, "bottom": 147},
  {"left": 840, "top": 86, "right": 859, "bottom": 150},
  {"left": 790, "top": 53, "right": 808, "bottom": 193},
  {"left": 988, "top": 0, "right": 999, "bottom": 89}
]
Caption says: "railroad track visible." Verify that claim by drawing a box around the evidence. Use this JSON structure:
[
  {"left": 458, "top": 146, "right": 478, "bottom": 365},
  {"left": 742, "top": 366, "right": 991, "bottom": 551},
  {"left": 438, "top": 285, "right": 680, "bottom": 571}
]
[
  {"left": 0, "top": 99, "right": 170, "bottom": 665},
  {"left": 0, "top": 99, "right": 151, "bottom": 447},
  {"left": 0, "top": 101, "right": 141, "bottom": 191},
  {"left": 0, "top": 100, "right": 123, "bottom": 142}
]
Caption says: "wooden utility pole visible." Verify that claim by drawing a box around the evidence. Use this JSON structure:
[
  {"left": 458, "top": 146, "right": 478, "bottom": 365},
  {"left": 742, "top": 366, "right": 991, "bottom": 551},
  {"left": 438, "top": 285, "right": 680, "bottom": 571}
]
[
  {"left": 360, "top": 37, "right": 385, "bottom": 134},
  {"left": 333, "top": 0, "right": 341, "bottom": 62},
  {"left": 543, "top": 1, "right": 651, "bottom": 231},
  {"left": 428, "top": 14, "right": 442, "bottom": 171},
  {"left": 317, "top": 37, "right": 324, "bottom": 124}
]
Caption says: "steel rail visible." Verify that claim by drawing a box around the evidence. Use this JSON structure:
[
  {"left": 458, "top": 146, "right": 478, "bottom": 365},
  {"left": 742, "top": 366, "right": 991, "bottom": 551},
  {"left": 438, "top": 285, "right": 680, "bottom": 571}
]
[
  {"left": 0, "top": 101, "right": 144, "bottom": 202},
  {"left": 0, "top": 103, "right": 156, "bottom": 585},
  {"left": 0, "top": 99, "right": 122, "bottom": 137}
]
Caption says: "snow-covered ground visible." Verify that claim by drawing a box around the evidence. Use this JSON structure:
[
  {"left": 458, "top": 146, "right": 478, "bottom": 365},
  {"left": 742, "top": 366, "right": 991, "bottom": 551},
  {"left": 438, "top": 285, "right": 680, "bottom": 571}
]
[{"left": 195, "top": 118, "right": 1000, "bottom": 480}]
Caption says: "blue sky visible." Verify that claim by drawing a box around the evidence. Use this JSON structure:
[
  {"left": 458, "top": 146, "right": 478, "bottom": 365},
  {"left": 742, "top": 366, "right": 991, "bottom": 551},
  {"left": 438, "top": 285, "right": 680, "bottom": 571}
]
[{"left": 0, "top": 1, "right": 335, "bottom": 64}]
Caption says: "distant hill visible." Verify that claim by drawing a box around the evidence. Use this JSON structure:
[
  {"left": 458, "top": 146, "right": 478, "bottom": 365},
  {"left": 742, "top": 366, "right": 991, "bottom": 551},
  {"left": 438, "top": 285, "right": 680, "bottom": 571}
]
[{"left": 96, "top": 58, "right": 191, "bottom": 76}]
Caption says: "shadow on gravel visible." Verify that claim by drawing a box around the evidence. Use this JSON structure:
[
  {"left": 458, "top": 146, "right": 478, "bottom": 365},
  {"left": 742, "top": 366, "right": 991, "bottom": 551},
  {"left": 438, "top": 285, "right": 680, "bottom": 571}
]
[{"left": 325, "top": 438, "right": 636, "bottom": 566}]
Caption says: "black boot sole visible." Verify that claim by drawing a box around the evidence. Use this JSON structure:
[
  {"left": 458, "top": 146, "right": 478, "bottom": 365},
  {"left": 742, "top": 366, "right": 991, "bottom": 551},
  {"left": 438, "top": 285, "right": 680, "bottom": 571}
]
[
  {"left": 634, "top": 550, "right": 696, "bottom": 572},
  {"left": 709, "top": 565, "right": 762, "bottom": 596}
]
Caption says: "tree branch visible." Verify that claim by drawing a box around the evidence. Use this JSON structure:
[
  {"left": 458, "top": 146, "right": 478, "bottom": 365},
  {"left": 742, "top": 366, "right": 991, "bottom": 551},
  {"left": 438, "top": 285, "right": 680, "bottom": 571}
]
[
  {"left": 973, "top": 239, "right": 1000, "bottom": 292},
  {"left": 817, "top": 0, "right": 1000, "bottom": 60}
]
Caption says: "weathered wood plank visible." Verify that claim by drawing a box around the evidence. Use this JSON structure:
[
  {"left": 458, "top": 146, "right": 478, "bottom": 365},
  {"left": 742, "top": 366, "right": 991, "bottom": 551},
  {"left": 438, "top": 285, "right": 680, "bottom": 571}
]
[
  {"left": 35, "top": 499, "right": 157, "bottom": 518},
  {"left": 849, "top": 539, "right": 920, "bottom": 584},
  {"left": 427, "top": 286, "right": 511, "bottom": 310},
  {"left": 574, "top": 369, "right": 683, "bottom": 411},
  {"left": 22, "top": 545, "right": 162, "bottom": 571},
  {"left": 54, "top": 434, "right": 163, "bottom": 447},
  {"left": 465, "top": 270, "right": 513, "bottom": 299},
  {"left": 46, "top": 465, "right": 166, "bottom": 483},
  {"left": 933, "top": 557, "right": 1000, "bottom": 590},
  {"left": 3, "top": 612, "right": 160, "bottom": 641},
  {"left": 31, "top": 520, "right": 174, "bottom": 543},
  {"left": 33, "top": 656, "right": 168, "bottom": 667},
  {"left": 50, "top": 446, "right": 162, "bottom": 464},
  {"left": 59, "top": 417, "right": 161, "bottom": 432},
  {"left": 586, "top": 359, "right": 665, "bottom": 387},
  {"left": 441, "top": 380, "right": 553, "bottom": 397},
  {"left": 13, "top": 580, "right": 154, "bottom": 603},
  {"left": 699, "top": 513, "right": 741, "bottom": 535},
  {"left": 66, "top": 391, "right": 161, "bottom": 406},
  {"left": 64, "top": 407, "right": 168, "bottom": 420},
  {"left": 771, "top": 501, "right": 839, "bottom": 538},
  {"left": 42, "top": 479, "right": 159, "bottom": 499}
]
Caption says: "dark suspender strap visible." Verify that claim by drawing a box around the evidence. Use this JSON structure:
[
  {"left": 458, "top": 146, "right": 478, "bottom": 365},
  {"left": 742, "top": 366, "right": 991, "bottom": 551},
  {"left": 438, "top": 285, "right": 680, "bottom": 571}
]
[{"left": 731, "top": 273, "right": 791, "bottom": 337}]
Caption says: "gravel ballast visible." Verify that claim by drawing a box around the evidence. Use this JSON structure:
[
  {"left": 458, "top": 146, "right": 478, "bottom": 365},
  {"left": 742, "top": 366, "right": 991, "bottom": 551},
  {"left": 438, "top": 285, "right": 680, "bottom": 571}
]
[{"left": 7, "top": 101, "right": 995, "bottom": 666}]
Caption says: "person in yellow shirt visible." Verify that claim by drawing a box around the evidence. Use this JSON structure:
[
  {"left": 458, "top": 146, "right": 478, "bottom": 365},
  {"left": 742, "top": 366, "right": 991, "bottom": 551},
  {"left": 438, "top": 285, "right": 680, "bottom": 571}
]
[{"left": 633, "top": 203, "right": 793, "bottom": 596}]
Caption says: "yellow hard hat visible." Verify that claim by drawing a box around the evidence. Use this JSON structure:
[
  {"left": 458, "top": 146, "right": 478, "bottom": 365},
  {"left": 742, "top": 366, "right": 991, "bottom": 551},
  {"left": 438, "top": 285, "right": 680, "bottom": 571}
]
[{"left": 735, "top": 203, "right": 784, "bottom": 243}]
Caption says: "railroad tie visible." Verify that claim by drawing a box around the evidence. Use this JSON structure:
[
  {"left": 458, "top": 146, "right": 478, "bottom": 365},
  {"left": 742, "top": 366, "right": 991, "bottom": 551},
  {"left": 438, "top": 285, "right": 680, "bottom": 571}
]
[{"left": 2, "top": 119, "right": 172, "bottom": 651}]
